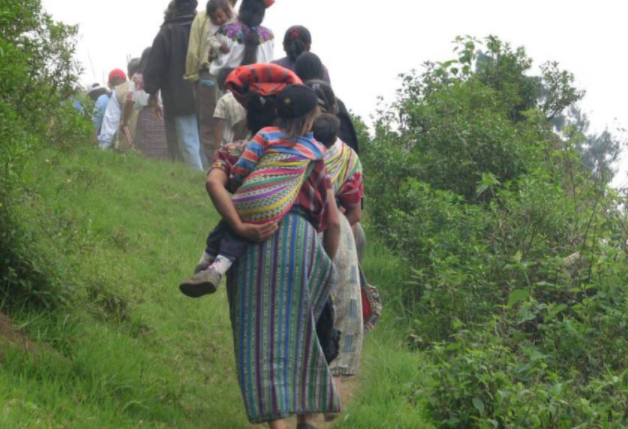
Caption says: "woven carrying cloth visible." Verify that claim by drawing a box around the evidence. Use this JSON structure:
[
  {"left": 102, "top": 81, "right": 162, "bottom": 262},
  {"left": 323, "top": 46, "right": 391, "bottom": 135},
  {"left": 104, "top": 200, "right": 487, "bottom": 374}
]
[{"left": 232, "top": 153, "right": 315, "bottom": 224}]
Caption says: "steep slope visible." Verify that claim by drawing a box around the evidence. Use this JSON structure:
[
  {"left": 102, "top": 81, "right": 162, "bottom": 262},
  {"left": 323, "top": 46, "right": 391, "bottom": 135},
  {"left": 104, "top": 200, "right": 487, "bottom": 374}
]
[{"left": 0, "top": 147, "right": 428, "bottom": 428}]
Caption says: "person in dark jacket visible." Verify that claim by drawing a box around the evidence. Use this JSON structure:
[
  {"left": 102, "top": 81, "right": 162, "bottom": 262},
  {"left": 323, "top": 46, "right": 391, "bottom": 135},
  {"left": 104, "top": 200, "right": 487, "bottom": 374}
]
[{"left": 145, "top": 0, "right": 206, "bottom": 170}]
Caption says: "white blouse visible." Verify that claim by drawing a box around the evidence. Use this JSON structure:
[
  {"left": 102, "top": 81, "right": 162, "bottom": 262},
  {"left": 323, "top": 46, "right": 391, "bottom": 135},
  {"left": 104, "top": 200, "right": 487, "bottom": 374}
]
[{"left": 209, "top": 22, "right": 274, "bottom": 76}]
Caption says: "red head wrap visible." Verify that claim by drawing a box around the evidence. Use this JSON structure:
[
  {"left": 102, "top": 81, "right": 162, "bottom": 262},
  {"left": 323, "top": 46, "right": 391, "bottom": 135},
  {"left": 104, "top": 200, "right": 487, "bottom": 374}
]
[{"left": 226, "top": 64, "right": 302, "bottom": 105}]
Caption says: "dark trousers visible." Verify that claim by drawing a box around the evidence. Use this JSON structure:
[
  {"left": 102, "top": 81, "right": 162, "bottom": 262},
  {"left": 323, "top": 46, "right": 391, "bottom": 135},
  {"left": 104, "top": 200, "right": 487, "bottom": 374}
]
[
  {"left": 205, "top": 220, "right": 249, "bottom": 262},
  {"left": 164, "top": 112, "right": 180, "bottom": 161}
]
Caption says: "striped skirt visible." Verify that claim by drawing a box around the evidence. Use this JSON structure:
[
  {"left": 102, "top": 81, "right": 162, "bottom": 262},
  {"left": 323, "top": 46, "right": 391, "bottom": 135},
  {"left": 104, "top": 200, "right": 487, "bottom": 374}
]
[
  {"left": 226, "top": 213, "right": 341, "bottom": 423},
  {"left": 134, "top": 107, "right": 169, "bottom": 160}
]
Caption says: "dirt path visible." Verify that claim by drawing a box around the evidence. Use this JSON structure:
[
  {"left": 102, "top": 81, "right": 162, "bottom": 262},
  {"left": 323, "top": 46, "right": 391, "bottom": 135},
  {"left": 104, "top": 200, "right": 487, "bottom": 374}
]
[{"left": 0, "top": 311, "right": 34, "bottom": 359}]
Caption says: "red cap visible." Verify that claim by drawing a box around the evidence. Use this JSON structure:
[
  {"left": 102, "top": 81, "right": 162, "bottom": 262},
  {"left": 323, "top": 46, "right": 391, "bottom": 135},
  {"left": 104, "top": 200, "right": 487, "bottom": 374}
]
[
  {"left": 263, "top": 0, "right": 274, "bottom": 7},
  {"left": 108, "top": 69, "right": 127, "bottom": 83}
]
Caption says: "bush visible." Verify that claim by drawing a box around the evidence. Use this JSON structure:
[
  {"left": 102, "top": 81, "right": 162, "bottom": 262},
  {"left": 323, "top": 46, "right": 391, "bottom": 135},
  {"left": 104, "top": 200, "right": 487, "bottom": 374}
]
[
  {"left": 0, "top": 0, "right": 92, "bottom": 309},
  {"left": 363, "top": 36, "right": 628, "bottom": 427}
]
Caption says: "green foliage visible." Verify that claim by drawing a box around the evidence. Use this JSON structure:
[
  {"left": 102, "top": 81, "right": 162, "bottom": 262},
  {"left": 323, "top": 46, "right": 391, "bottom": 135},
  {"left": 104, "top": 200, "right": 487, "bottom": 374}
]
[
  {"left": 364, "top": 35, "right": 628, "bottom": 427},
  {"left": 0, "top": 148, "right": 251, "bottom": 428},
  {"left": 0, "top": 0, "right": 92, "bottom": 310}
]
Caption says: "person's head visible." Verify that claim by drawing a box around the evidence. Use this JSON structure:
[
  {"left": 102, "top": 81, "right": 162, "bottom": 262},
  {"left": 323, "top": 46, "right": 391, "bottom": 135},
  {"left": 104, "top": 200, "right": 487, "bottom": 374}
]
[
  {"left": 164, "top": 0, "right": 176, "bottom": 19},
  {"left": 138, "top": 47, "right": 152, "bottom": 75},
  {"left": 238, "top": 0, "right": 268, "bottom": 65},
  {"left": 207, "top": 0, "right": 233, "bottom": 26},
  {"left": 86, "top": 83, "right": 108, "bottom": 101},
  {"left": 244, "top": 93, "right": 279, "bottom": 135},
  {"left": 217, "top": 67, "right": 235, "bottom": 91},
  {"left": 127, "top": 58, "right": 141, "bottom": 79},
  {"left": 225, "top": 64, "right": 302, "bottom": 135},
  {"left": 312, "top": 113, "right": 340, "bottom": 148},
  {"left": 283, "top": 26, "right": 312, "bottom": 62},
  {"left": 174, "top": 0, "right": 198, "bottom": 14},
  {"left": 295, "top": 52, "right": 325, "bottom": 82},
  {"left": 275, "top": 84, "right": 320, "bottom": 139},
  {"left": 108, "top": 69, "right": 127, "bottom": 88},
  {"left": 305, "top": 80, "right": 337, "bottom": 115}
]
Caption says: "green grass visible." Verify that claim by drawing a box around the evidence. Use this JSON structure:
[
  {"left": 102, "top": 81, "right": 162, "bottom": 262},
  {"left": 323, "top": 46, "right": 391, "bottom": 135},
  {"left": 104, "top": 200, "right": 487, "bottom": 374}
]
[{"left": 0, "top": 147, "right": 430, "bottom": 428}]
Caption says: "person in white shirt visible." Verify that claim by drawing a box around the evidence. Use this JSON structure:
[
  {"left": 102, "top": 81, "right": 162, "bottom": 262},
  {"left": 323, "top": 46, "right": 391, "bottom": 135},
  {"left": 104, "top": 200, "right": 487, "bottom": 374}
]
[{"left": 98, "top": 61, "right": 141, "bottom": 150}]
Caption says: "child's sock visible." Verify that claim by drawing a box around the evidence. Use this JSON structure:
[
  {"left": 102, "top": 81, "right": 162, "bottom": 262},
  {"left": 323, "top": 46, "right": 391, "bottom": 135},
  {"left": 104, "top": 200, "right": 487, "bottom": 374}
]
[{"left": 207, "top": 255, "right": 233, "bottom": 275}]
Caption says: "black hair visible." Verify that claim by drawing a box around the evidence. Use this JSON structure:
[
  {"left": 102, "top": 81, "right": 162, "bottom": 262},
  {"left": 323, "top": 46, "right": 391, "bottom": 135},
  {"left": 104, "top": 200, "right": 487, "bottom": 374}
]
[
  {"left": 138, "top": 47, "right": 152, "bottom": 74},
  {"left": 295, "top": 52, "right": 325, "bottom": 82},
  {"left": 175, "top": 0, "right": 199, "bottom": 14},
  {"left": 305, "top": 80, "right": 337, "bottom": 114},
  {"left": 238, "top": 0, "right": 266, "bottom": 66},
  {"left": 312, "top": 114, "right": 340, "bottom": 148},
  {"left": 207, "top": 0, "right": 233, "bottom": 16},
  {"left": 283, "top": 25, "right": 311, "bottom": 62},
  {"left": 164, "top": 1, "right": 176, "bottom": 20},
  {"left": 245, "top": 93, "right": 278, "bottom": 135},
  {"left": 127, "top": 58, "right": 141, "bottom": 78},
  {"left": 217, "top": 67, "right": 235, "bottom": 89}
]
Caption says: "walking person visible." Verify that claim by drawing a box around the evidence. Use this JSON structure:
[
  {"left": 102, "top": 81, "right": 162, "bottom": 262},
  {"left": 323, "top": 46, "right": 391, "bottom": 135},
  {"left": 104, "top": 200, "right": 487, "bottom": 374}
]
[
  {"left": 185, "top": 0, "right": 238, "bottom": 162},
  {"left": 98, "top": 61, "right": 141, "bottom": 151},
  {"left": 122, "top": 47, "right": 169, "bottom": 160},
  {"left": 272, "top": 25, "right": 331, "bottom": 84},
  {"left": 204, "top": 64, "right": 342, "bottom": 429},
  {"left": 209, "top": 0, "right": 275, "bottom": 76},
  {"left": 145, "top": 0, "right": 206, "bottom": 170},
  {"left": 296, "top": 55, "right": 360, "bottom": 154}
]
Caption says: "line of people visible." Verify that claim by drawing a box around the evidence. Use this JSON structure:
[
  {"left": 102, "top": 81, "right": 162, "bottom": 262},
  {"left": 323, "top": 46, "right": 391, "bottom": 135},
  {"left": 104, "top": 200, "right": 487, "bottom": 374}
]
[{"left": 88, "top": 0, "right": 379, "bottom": 428}]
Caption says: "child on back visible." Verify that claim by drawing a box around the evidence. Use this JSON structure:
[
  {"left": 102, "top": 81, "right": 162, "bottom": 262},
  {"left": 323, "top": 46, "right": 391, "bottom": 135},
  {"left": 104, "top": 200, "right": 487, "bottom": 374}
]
[{"left": 179, "top": 84, "right": 325, "bottom": 297}]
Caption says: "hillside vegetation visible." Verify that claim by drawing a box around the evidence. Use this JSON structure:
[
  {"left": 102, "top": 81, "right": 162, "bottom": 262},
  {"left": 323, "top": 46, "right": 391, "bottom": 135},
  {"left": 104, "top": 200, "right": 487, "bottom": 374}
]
[
  {"left": 0, "top": 147, "right": 426, "bottom": 428},
  {"left": 3, "top": 1, "right": 628, "bottom": 428}
]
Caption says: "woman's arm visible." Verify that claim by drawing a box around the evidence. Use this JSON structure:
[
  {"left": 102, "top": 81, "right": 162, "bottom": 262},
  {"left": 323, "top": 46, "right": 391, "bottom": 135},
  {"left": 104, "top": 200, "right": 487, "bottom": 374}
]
[
  {"left": 323, "top": 188, "right": 341, "bottom": 261},
  {"left": 120, "top": 98, "right": 134, "bottom": 131},
  {"left": 206, "top": 169, "right": 278, "bottom": 242},
  {"left": 343, "top": 202, "right": 362, "bottom": 226}
]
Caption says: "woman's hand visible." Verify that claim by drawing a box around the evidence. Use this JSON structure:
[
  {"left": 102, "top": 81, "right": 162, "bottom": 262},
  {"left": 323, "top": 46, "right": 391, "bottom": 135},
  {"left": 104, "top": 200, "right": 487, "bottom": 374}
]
[
  {"left": 148, "top": 94, "right": 163, "bottom": 121},
  {"left": 206, "top": 169, "right": 279, "bottom": 243},
  {"left": 234, "top": 222, "right": 279, "bottom": 242}
]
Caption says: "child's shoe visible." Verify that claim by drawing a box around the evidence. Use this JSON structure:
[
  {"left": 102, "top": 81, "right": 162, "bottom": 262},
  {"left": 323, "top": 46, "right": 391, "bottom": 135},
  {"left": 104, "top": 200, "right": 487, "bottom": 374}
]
[{"left": 179, "top": 268, "right": 222, "bottom": 298}]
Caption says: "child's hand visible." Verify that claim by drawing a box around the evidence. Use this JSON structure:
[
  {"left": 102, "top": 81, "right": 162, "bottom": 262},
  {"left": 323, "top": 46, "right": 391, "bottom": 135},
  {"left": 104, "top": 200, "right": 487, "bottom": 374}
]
[{"left": 220, "top": 43, "right": 230, "bottom": 54}]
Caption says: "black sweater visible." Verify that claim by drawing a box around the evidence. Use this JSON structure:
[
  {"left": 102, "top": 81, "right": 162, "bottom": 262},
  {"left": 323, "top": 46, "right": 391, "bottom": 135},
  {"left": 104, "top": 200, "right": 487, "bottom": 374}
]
[{"left": 144, "top": 12, "right": 196, "bottom": 117}]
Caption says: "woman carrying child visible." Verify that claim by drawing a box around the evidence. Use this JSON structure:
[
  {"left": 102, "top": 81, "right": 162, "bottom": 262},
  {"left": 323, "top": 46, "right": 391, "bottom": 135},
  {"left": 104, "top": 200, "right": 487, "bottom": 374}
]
[
  {"left": 185, "top": 0, "right": 238, "bottom": 162},
  {"left": 309, "top": 81, "right": 365, "bottom": 418},
  {"left": 198, "top": 64, "right": 342, "bottom": 429},
  {"left": 209, "top": 0, "right": 275, "bottom": 76}
]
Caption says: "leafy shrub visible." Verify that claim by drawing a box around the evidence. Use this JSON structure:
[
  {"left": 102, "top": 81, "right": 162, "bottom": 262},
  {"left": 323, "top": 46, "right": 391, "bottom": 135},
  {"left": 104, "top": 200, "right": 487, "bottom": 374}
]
[
  {"left": 0, "top": 0, "right": 92, "bottom": 309},
  {"left": 363, "top": 36, "right": 628, "bottom": 427}
]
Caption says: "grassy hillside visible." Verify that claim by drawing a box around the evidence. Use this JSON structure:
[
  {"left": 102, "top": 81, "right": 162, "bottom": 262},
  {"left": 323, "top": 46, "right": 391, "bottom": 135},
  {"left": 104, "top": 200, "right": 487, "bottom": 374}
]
[{"left": 0, "top": 147, "right": 429, "bottom": 428}]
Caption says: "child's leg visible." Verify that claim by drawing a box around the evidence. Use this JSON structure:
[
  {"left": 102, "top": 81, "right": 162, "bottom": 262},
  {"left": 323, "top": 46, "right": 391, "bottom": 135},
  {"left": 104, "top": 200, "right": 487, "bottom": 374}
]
[
  {"left": 206, "top": 226, "right": 250, "bottom": 275},
  {"left": 195, "top": 219, "right": 231, "bottom": 272}
]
